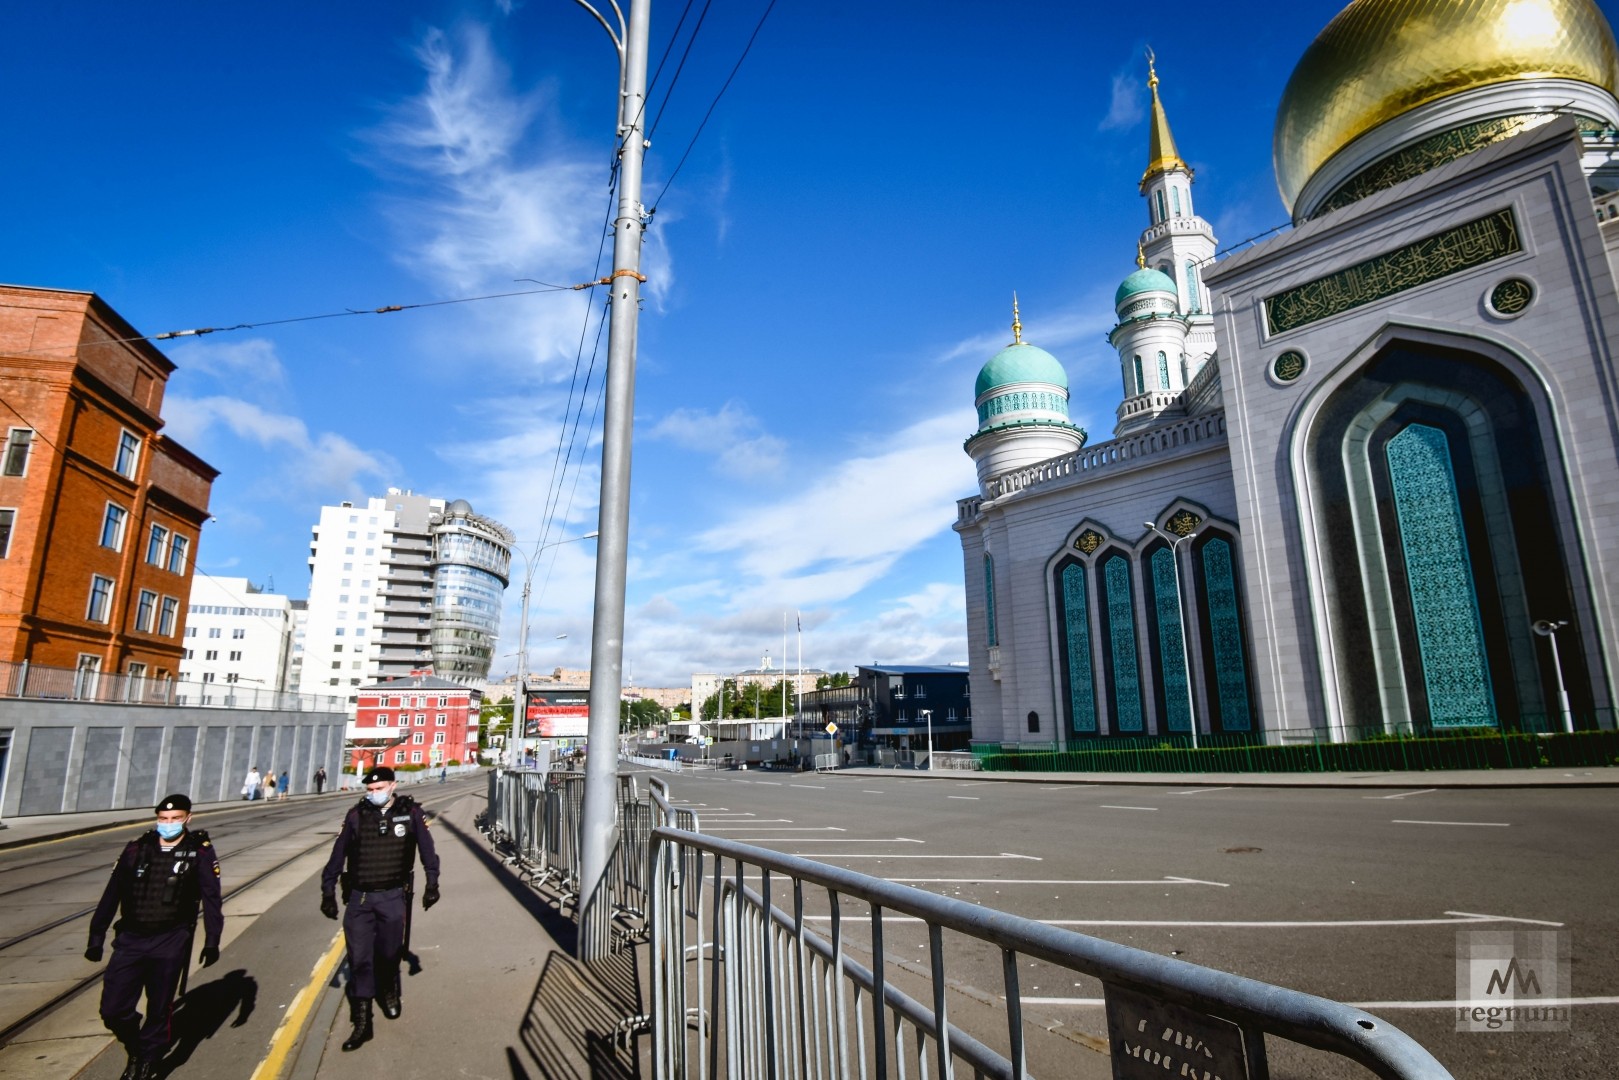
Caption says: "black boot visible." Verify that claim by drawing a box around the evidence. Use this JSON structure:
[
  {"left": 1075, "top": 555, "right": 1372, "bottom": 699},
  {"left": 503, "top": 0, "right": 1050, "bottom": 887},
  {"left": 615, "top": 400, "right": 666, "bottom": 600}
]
[
  {"left": 341, "top": 997, "right": 373, "bottom": 1052},
  {"left": 378, "top": 978, "right": 402, "bottom": 1020},
  {"left": 117, "top": 1053, "right": 142, "bottom": 1080}
]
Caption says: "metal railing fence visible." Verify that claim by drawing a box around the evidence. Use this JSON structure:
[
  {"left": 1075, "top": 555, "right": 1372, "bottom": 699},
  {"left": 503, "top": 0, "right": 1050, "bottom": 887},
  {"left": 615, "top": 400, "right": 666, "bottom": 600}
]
[
  {"left": 981, "top": 719, "right": 1619, "bottom": 774},
  {"left": 646, "top": 783, "right": 1453, "bottom": 1080},
  {"left": 0, "top": 658, "right": 347, "bottom": 713}
]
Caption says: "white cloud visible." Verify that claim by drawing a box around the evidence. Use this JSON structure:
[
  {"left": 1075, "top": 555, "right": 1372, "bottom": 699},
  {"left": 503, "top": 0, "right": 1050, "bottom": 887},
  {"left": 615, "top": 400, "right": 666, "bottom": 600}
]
[
  {"left": 1100, "top": 68, "right": 1144, "bottom": 131},
  {"left": 647, "top": 402, "right": 786, "bottom": 479},
  {"left": 168, "top": 337, "right": 287, "bottom": 393},
  {"left": 163, "top": 395, "right": 395, "bottom": 498}
]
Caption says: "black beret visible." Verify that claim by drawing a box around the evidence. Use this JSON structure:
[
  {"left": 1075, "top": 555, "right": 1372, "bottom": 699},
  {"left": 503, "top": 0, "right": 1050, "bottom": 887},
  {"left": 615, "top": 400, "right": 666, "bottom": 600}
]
[
  {"left": 156, "top": 794, "right": 192, "bottom": 813},
  {"left": 362, "top": 767, "right": 395, "bottom": 784}
]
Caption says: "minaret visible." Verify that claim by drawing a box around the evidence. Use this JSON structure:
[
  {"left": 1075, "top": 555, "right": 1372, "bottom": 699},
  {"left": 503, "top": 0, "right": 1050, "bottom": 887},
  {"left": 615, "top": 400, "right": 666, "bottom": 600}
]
[
  {"left": 964, "top": 297, "right": 1087, "bottom": 496},
  {"left": 1139, "top": 50, "right": 1216, "bottom": 317}
]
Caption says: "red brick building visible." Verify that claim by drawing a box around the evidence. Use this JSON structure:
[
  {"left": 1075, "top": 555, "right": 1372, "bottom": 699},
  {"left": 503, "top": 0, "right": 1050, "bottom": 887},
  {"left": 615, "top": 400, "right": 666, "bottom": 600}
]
[
  {"left": 349, "top": 672, "right": 482, "bottom": 772},
  {"left": 0, "top": 285, "right": 216, "bottom": 683}
]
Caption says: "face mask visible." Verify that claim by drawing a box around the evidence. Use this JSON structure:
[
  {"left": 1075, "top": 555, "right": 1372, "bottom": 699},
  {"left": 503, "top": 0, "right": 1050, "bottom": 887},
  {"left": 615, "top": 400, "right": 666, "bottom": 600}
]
[
  {"left": 366, "top": 790, "right": 391, "bottom": 806},
  {"left": 156, "top": 822, "right": 184, "bottom": 840}
]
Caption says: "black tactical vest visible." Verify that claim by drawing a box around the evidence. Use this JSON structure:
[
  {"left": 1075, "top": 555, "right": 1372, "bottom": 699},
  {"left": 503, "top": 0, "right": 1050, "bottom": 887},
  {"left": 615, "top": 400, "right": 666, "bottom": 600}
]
[
  {"left": 350, "top": 796, "right": 418, "bottom": 890},
  {"left": 123, "top": 830, "right": 207, "bottom": 932}
]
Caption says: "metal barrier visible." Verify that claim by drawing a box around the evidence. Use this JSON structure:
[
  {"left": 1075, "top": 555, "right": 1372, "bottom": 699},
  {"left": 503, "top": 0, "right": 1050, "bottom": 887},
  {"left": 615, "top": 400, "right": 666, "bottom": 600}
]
[{"left": 646, "top": 783, "right": 1453, "bottom": 1080}]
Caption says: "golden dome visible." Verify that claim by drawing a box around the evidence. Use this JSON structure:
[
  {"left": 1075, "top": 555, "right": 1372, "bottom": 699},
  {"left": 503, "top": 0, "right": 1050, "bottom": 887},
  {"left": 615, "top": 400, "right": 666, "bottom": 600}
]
[{"left": 1274, "top": 0, "right": 1619, "bottom": 212}]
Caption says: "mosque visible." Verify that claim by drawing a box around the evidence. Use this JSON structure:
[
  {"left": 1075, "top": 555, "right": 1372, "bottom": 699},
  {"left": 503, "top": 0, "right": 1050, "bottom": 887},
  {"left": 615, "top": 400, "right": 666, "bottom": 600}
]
[{"left": 955, "top": 0, "right": 1619, "bottom": 749}]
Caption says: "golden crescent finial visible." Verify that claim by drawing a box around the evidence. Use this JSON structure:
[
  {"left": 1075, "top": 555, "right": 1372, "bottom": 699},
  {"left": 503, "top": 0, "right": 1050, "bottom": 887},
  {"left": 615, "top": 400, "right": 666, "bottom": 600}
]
[
  {"left": 1146, "top": 45, "right": 1158, "bottom": 90},
  {"left": 1136, "top": 240, "right": 1146, "bottom": 269},
  {"left": 1011, "top": 293, "right": 1023, "bottom": 345}
]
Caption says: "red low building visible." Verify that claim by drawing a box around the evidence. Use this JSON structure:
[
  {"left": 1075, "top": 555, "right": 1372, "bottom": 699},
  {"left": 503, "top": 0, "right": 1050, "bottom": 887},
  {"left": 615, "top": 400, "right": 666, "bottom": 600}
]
[{"left": 349, "top": 671, "right": 481, "bottom": 772}]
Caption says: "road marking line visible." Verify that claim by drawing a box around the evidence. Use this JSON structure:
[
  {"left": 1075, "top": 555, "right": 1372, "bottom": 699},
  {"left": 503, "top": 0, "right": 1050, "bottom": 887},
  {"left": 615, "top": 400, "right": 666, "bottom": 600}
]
[
  {"left": 1393, "top": 819, "right": 1509, "bottom": 827},
  {"left": 1039, "top": 784, "right": 1096, "bottom": 790},
  {"left": 1100, "top": 805, "right": 1158, "bottom": 811},
  {"left": 805, "top": 852, "right": 1042, "bottom": 861},
  {"left": 802, "top": 912, "right": 1562, "bottom": 928},
  {"left": 756, "top": 781, "right": 783, "bottom": 786},
  {"left": 1445, "top": 910, "right": 1565, "bottom": 926},
  {"left": 250, "top": 929, "right": 346, "bottom": 1080},
  {"left": 703, "top": 826, "right": 843, "bottom": 832},
  {"left": 1171, "top": 787, "right": 1232, "bottom": 796},
  {"left": 790, "top": 784, "right": 826, "bottom": 789},
  {"left": 883, "top": 877, "right": 1228, "bottom": 887},
  {"left": 1018, "top": 995, "right": 1619, "bottom": 1009},
  {"left": 947, "top": 796, "right": 980, "bottom": 801},
  {"left": 862, "top": 790, "right": 885, "bottom": 794},
  {"left": 1368, "top": 789, "right": 1438, "bottom": 800},
  {"left": 733, "top": 837, "right": 925, "bottom": 844},
  {"left": 732, "top": 779, "right": 753, "bottom": 784}
]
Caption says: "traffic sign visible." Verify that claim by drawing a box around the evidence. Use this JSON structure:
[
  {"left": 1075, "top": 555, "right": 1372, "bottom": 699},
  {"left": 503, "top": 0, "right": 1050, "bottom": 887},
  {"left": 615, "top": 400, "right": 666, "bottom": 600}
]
[{"left": 824, "top": 722, "right": 838, "bottom": 735}]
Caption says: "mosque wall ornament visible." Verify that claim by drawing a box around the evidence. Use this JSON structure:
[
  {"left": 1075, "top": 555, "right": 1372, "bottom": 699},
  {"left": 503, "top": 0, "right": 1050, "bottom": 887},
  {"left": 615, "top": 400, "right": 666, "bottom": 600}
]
[
  {"left": 1264, "top": 208, "right": 1522, "bottom": 336},
  {"left": 1488, "top": 277, "right": 1534, "bottom": 318},
  {"left": 1076, "top": 529, "right": 1104, "bottom": 554},
  {"left": 1168, "top": 510, "right": 1201, "bottom": 537},
  {"left": 1272, "top": 350, "right": 1306, "bottom": 383}
]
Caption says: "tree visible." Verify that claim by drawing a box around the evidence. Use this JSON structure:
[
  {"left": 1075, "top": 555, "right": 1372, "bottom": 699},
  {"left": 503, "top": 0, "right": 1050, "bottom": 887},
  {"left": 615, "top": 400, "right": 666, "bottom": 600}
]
[
  {"left": 479, "top": 695, "right": 514, "bottom": 752},
  {"left": 815, "top": 672, "right": 852, "bottom": 690},
  {"left": 620, "top": 696, "right": 666, "bottom": 734}
]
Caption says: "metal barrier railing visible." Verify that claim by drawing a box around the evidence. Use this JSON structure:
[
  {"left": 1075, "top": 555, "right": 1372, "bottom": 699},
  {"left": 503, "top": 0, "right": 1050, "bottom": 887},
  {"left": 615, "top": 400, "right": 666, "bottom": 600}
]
[{"left": 646, "top": 783, "right": 1453, "bottom": 1080}]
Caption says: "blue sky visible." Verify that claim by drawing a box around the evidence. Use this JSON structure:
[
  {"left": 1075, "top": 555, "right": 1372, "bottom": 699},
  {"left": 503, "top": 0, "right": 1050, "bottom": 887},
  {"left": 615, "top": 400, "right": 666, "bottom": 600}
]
[{"left": 6, "top": 0, "right": 1563, "bottom": 687}]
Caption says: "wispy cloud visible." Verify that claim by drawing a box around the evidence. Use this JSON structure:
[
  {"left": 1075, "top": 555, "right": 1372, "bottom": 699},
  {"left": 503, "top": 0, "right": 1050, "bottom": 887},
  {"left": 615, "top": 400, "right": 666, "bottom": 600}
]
[
  {"left": 648, "top": 402, "right": 786, "bottom": 479},
  {"left": 168, "top": 337, "right": 287, "bottom": 394},
  {"left": 163, "top": 395, "right": 395, "bottom": 498},
  {"left": 1099, "top": 66, "right": 1144, "bottom": 131}
]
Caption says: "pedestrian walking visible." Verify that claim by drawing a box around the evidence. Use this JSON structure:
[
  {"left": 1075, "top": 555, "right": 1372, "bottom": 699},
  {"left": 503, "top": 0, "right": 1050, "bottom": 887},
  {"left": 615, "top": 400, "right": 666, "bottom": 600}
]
[
  {"left": 86, "top": 794, "right": 223, "bottom": 1080},
  {"left": 319, "top": 766, "right": 441, "bottom": 1052},
  {"left": 438, "top": 765, "right": 447, "bottom": 784},
  {"left": 314, "top": 766, "right": 327, "bottom": 794},
  {"left": 242, "top": 766, "right": 261, "bottom": 801},
  {"left": 278, "top": 770, "right": 290, "bottom": 800},
  {"left": 263, "top": 773, "right": 277, "bottom": 801}
]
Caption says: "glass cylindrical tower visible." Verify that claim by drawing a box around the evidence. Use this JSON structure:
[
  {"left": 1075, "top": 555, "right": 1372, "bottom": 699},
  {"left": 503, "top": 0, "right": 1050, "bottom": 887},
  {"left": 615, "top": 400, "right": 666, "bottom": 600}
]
[{"left": 429, "top": 500, "right": 514, "bottom": 682}]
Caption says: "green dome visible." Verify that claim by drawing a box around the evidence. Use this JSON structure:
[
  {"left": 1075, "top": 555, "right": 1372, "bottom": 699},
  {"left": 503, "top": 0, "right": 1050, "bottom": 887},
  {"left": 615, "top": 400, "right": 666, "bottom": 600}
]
[
  {"left": 1114, "top": 268, "right": 1177, "bottom": 309},
  {"left": 974, "top": 343, "right": 1069, "bottom": 399}
]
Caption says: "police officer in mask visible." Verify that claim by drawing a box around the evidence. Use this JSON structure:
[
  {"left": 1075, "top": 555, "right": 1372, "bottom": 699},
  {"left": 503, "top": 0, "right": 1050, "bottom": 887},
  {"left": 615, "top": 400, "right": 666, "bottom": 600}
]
[
  {"left": 319, "top": 766, "right": 440, "bottom": 1051},
  {"left": 86, "top": 794, "right": 223, "bottom": 1080}
]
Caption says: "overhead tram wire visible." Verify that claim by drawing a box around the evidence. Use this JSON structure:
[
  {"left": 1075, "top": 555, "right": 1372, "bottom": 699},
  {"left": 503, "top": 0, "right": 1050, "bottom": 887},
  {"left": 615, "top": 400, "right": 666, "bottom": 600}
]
[
  {"left": 647, "top": 0, "right": 779, "bottom": 215},
  {"left": 645, "top": 0, "right": 716, "bottom": 142}
]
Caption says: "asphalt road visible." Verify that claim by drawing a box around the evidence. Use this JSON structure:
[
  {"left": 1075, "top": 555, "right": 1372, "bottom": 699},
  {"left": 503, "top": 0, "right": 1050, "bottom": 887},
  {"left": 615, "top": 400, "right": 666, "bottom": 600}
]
[{"left": 645, "top": 768, "right": 1619, "bottom": 1080}]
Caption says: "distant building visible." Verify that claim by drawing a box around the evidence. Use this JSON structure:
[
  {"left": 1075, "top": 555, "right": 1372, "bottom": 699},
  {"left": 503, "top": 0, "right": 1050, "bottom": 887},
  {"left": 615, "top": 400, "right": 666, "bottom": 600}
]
[
  {"left": 794, "top": 665, "right": 972, "bottom": 750},
  {"left": 178, "top": 575, "right": 292, "bottom": 696},
  {"left": 349, "top": 672, "right": 483, "bottom": 772},
  {"left": 297, "top": 491, "right": 513, "bottom": 703},
  {"left": 692, "top": 659, "right": 831, "bottom": 717},
  {"left": 282, "top": 600, "right": 307, "bottom": 693},
  {"left": 0, "top": 284, "right": 216, "bottom": 684}
]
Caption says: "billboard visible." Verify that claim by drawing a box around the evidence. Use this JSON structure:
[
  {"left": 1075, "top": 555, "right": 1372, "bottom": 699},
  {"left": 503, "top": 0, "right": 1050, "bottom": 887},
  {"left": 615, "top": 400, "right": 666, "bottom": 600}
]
[{"left": 525, "top": 689, "right": 590, "bottom": 738}]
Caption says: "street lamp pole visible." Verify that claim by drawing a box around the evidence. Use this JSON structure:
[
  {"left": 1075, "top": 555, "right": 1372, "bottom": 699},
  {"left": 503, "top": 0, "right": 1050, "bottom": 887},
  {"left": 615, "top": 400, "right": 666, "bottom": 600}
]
[
  {"left": 510, "top": 532, "right": 597, "bottom": 770},
  {"left": 1147, "top": 523, "right": 1200, "bottom": 751},
  {"left": 1532, "top": 619, "right": 1573, "bottom": 733},
  {"left": 920, "top": 709, "right": 933, "bottom": 770}
]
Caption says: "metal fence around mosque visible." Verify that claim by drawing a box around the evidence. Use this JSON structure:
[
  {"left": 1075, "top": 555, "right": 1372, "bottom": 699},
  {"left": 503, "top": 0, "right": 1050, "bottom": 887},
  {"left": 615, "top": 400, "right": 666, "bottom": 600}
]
[{"left": 644, "top": 780, "right": 1454, "bottom": 1080}]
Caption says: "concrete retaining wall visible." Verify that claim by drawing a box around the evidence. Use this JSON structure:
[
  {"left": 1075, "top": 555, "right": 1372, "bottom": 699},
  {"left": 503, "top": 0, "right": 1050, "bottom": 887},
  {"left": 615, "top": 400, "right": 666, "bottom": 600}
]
[{"left": 0, "top": 700, "right": 347, "bottom": 819}]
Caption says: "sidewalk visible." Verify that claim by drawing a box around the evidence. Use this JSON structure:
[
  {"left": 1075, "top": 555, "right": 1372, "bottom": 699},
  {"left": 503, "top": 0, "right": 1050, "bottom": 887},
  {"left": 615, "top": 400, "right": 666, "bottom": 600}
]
[
  {"left": 291, "top": 785, "right": 645, "bottom": 1080},
  {"left": 830, "top": 765, "right": 1619, "bottom": 787}
]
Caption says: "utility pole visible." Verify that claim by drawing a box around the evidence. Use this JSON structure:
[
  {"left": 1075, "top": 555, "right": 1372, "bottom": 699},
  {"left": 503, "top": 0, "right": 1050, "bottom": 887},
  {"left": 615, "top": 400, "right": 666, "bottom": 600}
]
[{"left": 578, "top": 0, "right": 651, "bottom": 963}]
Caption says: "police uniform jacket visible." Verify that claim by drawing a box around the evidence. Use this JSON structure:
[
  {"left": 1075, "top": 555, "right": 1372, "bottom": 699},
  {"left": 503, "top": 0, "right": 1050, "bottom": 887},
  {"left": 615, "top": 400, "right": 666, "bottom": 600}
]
[
  {"left": 320, "top": 795, "right": 440, "bottom": 896},
  {"left": 88, "top": 829, "right": 224, "bottom": 953}
]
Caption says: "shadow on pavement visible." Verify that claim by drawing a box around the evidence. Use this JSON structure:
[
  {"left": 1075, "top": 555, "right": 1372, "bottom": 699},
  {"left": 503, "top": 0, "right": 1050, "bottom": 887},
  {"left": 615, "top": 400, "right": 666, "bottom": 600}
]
[
  {"left": 512, "top": 949, "right": 640, "bottom": 1080},
  {"left": 437, "top": 815, "right": 579, "bottom": 955},
  {"left": 159, "top": 968, "right": 257, "bottom": 1076}
]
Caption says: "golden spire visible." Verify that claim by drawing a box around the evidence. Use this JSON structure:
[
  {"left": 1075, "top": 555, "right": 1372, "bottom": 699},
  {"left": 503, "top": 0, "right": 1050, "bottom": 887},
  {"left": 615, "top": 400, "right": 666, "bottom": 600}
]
[
  {"left": 1141, "top": 47, "right": 1190, "bottom": 191},
  {"left": 1136, "top": 240, "right": 1146, "bottom": 269},
  {"left": 1011, "top": 293, "right": 1024, "bottom": 345}
]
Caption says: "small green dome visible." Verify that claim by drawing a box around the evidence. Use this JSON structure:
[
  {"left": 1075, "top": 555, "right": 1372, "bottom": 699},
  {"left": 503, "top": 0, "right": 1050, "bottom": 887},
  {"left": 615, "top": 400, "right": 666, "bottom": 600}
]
[
  {"left": 974, "top": 343, "right": 1069, "bottom": 399},
  {"left": 1114, "top": 268, "right": 1177, "bottom": 309}
]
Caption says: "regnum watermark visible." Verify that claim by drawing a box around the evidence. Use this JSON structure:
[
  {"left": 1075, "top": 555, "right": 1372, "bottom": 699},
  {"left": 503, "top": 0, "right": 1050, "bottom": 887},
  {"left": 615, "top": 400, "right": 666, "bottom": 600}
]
[{"left": 1456, "top": 929, "right": 1570, "bottom": 1032}]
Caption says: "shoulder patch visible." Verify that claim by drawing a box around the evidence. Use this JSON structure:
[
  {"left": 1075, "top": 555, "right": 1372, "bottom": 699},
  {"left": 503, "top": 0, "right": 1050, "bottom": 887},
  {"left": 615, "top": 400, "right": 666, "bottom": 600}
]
[{"left": 213, "top": 863, "right": 220, "bottom": 876}]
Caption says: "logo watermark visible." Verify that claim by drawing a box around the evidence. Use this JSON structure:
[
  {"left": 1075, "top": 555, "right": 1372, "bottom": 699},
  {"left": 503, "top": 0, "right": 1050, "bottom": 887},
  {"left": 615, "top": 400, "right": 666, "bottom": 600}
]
[{"left": 1455, "top": 929, "right": 1570, "bottom": 1032}]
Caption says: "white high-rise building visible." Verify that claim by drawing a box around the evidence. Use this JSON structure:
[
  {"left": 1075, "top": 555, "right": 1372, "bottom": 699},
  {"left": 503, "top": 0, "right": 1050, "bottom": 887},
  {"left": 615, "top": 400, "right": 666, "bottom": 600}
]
[
  {"left": 179, "top": 575, "right": 294, "bottom": 696},
  {"left": 297, "top": 489, "right": 513, "bottom": 703}
]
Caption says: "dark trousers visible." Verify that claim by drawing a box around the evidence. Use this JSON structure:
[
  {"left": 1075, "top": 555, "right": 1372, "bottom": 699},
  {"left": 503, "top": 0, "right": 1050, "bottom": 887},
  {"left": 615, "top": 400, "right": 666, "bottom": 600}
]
[
  {"left": 99, "top": 925, "right": 191, "bottom": 1062},
  {"left": 342, "top": 887, "right": 407, "bottom": 1000},
  {"left": 315, "top": 778, "right": 325, "bottom": 793}
]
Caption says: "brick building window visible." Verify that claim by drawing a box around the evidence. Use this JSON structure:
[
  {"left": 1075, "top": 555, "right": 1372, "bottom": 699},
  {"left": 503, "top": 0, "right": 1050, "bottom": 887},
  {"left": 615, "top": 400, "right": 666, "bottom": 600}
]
[
  {"left": 159, "top": 596, "right": 178, "bottom": 636},
  {"left": 146, "top": 525, "right": 169, "bottom": 565},
  {"left": 167, "top": 534, "right": 189, "bottom": 574},
  {"left": 136, "top": 590, "right": 157, "bottom": 632},
  {"left": 115, "top": 430, "right": 141, "bottom": 479},
  {"left": 2, "top": 429, "right": 32, "bottom": 476},
  {"left": 0, "top": 508, "right": 13, "bottom": 557},
  {"left": 87, "top": 575, "right": 115, "bottom": 622},
  {"left": 100, "top": 503, "right": 128, "bottom": 550}
]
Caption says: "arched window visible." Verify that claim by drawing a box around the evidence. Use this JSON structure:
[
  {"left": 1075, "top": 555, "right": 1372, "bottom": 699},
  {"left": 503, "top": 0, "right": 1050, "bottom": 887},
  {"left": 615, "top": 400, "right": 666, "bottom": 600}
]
[
  {"left": 983, "top": 554, "right": 998, "bottom": 648},
  {"left": 1171, "top": 186, "right": 1181, "bottom": 217},
  {"left": 1057, "top": 561, "right": 1096, "bottom": 733},
  {"left": 1155, "top": 190, "right": 1167, "bottom": 222},
  {"left": 1150, "top": 546, "right": 1191, "bottom": 732},
  {"left": 1157, "top": 351, "right": 1171, "bottom": 390},
  {"left": 1197, "top": 536, "right": 1253, "bottom": 731},
  {"left": 1133, "top": 356, "right": 1145, "bottom": 396},
  {"left": 1027, "top": 711, "right": 1040, "bottom": 733},
  {"left": 1102, "top": 554, "right": 1144, "bottom": 732},
  {"left": 1184, "top": 262, "right": 1201, "bottom": 313}
]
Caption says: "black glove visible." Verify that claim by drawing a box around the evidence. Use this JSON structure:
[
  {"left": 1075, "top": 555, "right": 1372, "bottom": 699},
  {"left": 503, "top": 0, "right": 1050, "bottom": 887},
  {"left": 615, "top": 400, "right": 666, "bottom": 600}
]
[
  {"left": 422, "top": 884, "right": 441, "bottom": 910},
  {"left": 199, "top": 946, "right": 220, "bottom": 967},
  {"left": 320, "top": 893, "right": 339, "bottom": 920},
  {"left": 84, "top": 944, "right": 103, "bottom": 963}
]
